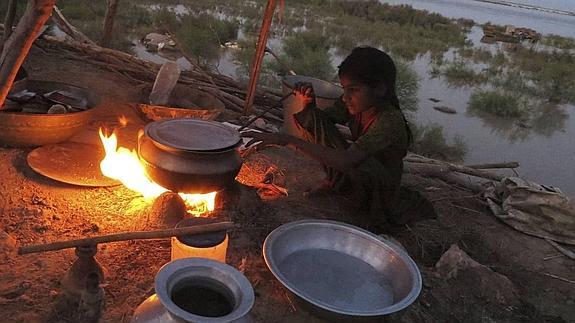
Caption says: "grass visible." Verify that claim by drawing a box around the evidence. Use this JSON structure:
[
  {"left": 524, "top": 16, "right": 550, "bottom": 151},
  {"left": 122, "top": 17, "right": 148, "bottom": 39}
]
[
  {"left": 541, "top": 34, "right": 575, "bottom": 50},
  {"left": 396, "top": 59, "right": 419, "bottom": 114},
  {"left": 506, "top": 47, "right": 575, "bottom": 104},
  {"left": 468, "top": 90, "right": 527, "bottom": 118},
  {"left": 441, "top": 61, "right": 486, "bottom": 86}
]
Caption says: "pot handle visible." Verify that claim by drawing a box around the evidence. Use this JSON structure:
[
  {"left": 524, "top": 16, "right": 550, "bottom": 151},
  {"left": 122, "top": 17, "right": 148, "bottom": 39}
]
[{"left": 137, "top": 129, "right": 145, "bottom": 158}]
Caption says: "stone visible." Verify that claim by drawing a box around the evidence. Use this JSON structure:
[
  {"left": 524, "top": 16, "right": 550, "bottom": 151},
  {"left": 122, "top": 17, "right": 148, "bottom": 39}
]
[{"left": 435, "top": 244, "right": 520, "bottom": 306}]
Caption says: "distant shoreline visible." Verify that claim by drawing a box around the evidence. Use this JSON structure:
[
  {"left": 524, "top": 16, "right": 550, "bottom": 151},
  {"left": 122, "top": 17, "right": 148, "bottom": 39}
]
[{"left": 474, "top": 0, "right": 575, "bottom": 17}]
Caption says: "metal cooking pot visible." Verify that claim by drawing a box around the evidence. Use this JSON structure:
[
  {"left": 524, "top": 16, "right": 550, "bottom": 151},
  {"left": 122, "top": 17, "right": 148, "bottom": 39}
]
[{"left": 138, "top": 119, "right": 242, "bottom": 193}]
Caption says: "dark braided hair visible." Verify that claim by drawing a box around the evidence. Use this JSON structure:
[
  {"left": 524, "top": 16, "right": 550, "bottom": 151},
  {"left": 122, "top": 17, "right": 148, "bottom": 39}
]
[
  {"left": 338, "top": 46, "right": 400, "bottom": 108},
  {"left": 338, "top": 46, "right": 412, "bottom": 146}
]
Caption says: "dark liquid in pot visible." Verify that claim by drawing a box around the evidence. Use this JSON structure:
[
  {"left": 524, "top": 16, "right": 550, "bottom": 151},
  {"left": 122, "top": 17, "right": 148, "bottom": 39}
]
[{"left": 171, "top": 278, "right": 234, "bottom": 317}]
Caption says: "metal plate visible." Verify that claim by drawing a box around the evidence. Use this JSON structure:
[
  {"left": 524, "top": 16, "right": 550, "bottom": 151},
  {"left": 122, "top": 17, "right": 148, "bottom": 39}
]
[
  {"left": 263, "top": 220, "right": 422, "bottom": 318},
  {"left": 145, "top": 119, "right": 241, "bottom": 152},
  {"left": 27, "top": 142, "right": 121, "bottom": 187}
]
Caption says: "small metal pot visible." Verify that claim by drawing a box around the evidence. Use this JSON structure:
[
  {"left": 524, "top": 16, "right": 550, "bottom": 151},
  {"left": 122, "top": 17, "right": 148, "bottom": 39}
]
[
  {"left": 131, "top": 258, "right": 254, "bottom": 323},
  {"left": 138, "top": 119, "right": 242, "bottom": 193}
]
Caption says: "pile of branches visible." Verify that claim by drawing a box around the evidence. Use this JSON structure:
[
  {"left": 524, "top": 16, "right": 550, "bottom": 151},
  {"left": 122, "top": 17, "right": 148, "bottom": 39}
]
[{"left": 34, "top": 34, "right": 285, "bottom": 125}]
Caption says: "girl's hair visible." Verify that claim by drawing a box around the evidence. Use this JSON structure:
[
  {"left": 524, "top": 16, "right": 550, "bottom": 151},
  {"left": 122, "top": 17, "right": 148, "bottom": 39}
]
[
  {"left": 338, "top": 46, "right": 413, "bottom": 147},
  {"left": 338, "top": 46, "right": 400, "bottom": 108}
]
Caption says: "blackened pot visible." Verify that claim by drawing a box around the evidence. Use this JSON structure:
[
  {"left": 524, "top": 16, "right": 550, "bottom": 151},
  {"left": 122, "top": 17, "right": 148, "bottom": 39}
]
[{"left": 138, "top": 119, "right": 242, "bottom": 193}]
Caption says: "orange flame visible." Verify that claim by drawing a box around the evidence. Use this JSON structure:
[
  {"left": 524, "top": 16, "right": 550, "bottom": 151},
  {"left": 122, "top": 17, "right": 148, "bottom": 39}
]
[{"left": 98, "top": 129, "right": 216, "bottom": 216}]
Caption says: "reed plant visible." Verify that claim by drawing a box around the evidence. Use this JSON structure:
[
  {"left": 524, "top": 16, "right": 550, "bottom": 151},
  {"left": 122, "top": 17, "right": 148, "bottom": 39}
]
[
  {"left": 468, "top": 90, "right": 527, "bottom": 118},
  {"left": 541, "top": 34, "right": 575, "bottom": 50},
  {"left": 442, "top": 61, "right": 487, "bottom": 86}
]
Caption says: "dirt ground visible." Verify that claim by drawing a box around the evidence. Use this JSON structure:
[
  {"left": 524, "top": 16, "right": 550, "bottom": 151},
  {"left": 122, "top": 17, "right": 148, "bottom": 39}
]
[{"left": 0, "top": 41, "right": 574, "bottom": 322}]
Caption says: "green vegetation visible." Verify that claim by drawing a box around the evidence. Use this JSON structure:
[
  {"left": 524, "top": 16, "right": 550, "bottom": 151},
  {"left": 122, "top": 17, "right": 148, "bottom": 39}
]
[
  {"left": 507, "top": 47, "right": 575, "bottom": 104},
  {"left": 55, "top": 0, "right": 153, "bottom": 51},
  {"left": 440, "top": 61, "right": 487, "bottom": 86},
  {"left": 472, "top": 48, "right": 493, "bottom": 63},
  {"left": 152, "top": 10, "right": 239, "bottom": 66},
  {"left": 541, "top": 34, "right": 575, "bottom": 50},
  {"left": 468, "top": 90, "right": 527, "bottom": 118},
  {"left": 277, "top": 31, "right": 335, "bottom": 81},
  {"left": 395, "top": 59, "right": 419, "bottom": 113},
  {"left": 411, "top": 124, "right": 467, "bottom": 162}
]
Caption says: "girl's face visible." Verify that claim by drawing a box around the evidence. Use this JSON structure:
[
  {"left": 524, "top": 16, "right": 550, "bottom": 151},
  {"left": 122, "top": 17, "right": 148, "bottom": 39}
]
[{"left": 339, "top": 75, "right": 385, "bottom": 115}]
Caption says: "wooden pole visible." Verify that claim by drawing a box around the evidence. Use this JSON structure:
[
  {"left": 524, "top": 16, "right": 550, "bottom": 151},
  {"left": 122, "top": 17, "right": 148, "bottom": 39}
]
[
  {"left": 2, "top": 0, "right": 18, "bottom": 43},
  {"left": 0, "top": 0, "right": 56, "bottom": 109},
  {"left": 244, "top": 0, "right": 276, "bottom": 115},
  {"left": 19, "top": 221, "right": 234, "bottom": 255},
  {"left": 101, "top": 0, "right": 120, "bottom": 48}
]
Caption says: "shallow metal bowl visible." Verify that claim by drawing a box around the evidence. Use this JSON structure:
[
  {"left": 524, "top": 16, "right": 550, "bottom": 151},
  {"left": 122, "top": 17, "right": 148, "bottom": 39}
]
[{"left": 263, "top": 220, "right": 421, "bottom": 320}]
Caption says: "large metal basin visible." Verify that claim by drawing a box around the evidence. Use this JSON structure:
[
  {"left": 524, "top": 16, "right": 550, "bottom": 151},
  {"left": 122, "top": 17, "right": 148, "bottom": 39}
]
[
  {"left": 263, "top": 220, "right": 421, "bottom": 321},
  {"left": 0, "top": 80, "right": 99, "bottom": 147}
]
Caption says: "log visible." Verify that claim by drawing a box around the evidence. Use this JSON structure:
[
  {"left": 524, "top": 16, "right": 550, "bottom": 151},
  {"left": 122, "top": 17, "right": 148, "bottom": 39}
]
[
  {"left": 101, "top": 0, "right": 119, "bottom": 47},
  {"left": 404, "top": 163, "right": 485, "bottom": 193},
  {"left": 32, "top": 35, "right": 285, "bottom": 124},
  {"left": 18, "top": 221, "right": 234, "bottom": 255},
  {"left": 405, "top": 154, "right": 505, "bottom": 181},
  {"left": 51, "top": 6, "right": 96, "bottom": 45},
  {"left": 0, "top": 0, "right": 56, "bottom": 109}
]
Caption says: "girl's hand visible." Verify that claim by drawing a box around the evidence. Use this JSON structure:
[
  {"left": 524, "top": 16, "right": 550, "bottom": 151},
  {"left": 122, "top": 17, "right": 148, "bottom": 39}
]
[
  {"left": 241, "top": 131, "right": 288, "bottom": 148},
  {"left": 293, "top": 82, "right": 316, "bottom": 108}
]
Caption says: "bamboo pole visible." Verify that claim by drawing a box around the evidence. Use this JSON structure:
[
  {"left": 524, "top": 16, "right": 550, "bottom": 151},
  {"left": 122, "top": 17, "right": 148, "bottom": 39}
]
[
  {"left": 0, "top": 0, "right": 56, "bottom": 109},
  {"left": 19, "top": 221, "right": 234, "bottom": 255},
  {"left": 2, "top": 0, "right": 18, "bottom": 43},
  {"left": 101, "top": 0, "right": 119, "bottom": 47},
  {"left": 244, "top": 0, "right": 276, "bottom": 115}
]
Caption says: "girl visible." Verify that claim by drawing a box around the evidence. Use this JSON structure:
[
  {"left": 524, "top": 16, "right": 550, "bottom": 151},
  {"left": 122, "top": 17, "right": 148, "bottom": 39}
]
[{"left": 242, "top": 46, "right": 412, "bottom": 228}]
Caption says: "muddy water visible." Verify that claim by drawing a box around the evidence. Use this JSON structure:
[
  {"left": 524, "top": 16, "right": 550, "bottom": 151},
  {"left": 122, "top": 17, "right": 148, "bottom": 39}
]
[{"left": 378, "top": 1, "right": 575, "bottom": 193}]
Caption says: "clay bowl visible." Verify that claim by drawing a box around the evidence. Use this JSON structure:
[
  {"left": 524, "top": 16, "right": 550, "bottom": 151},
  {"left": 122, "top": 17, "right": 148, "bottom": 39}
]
[
  {"left": 135, "top": 84, "right": 225, "bottom": 122},
  {"left": 0, "top": 80, "right": 100, "bottom": 147}
]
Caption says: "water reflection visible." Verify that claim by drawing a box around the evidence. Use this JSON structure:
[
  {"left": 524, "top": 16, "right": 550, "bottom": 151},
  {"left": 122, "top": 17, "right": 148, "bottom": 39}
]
[{"left": 466, "top": 102, "right": 568, "bottom": 142}]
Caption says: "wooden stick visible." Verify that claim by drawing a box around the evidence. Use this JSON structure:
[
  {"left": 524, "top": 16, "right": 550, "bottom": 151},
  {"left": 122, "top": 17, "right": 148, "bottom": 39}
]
[
  {"left": 465, "top": 162, "right": 520, "bottom": 169},
  {"left": 545, "top": 238, "right": 575, "bottom": 260},
  {"left": 542, "top": 273, "right": 575, "bottom": 285},
  {"left": 0, "top": 0, "right": 56, "bottom": 109},
  {"left": 244, "top": 0, "right": 276, "bottom": 114},
  {"left": 18, "top": 221, "right": 234, "bottom": 255}
]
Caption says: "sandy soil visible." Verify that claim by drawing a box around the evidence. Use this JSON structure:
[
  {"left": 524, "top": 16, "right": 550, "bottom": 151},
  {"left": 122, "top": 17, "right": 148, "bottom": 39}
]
[{"left": 0, "top": 41, "right": 573, "bottom": 323}]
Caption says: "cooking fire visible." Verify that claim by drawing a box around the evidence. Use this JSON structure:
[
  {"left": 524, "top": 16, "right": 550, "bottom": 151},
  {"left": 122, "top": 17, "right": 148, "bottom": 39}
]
[{"left": 98, "top": 128, "right": 216, "bottom": 216}]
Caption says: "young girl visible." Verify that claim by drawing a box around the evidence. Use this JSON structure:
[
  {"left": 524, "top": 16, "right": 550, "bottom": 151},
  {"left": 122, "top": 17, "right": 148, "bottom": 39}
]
[{"left": 242, "top": 46, "right": 412, "bottom": 227}]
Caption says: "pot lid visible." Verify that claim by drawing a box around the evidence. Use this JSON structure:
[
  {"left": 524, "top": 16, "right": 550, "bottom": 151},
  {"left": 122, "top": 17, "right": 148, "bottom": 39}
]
[{"left": 145, "top": 119, "right": 241, "bottom": 152}]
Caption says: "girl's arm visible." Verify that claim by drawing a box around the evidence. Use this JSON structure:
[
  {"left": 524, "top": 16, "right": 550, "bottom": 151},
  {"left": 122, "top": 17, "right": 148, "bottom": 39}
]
[{"left": 242, "top": 131, "right": 367, "bottom": 173}]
